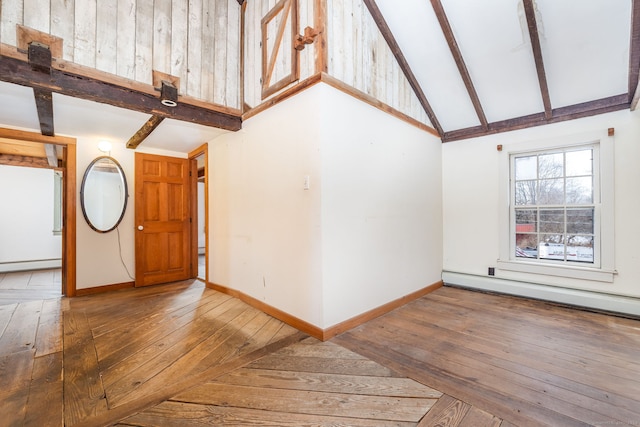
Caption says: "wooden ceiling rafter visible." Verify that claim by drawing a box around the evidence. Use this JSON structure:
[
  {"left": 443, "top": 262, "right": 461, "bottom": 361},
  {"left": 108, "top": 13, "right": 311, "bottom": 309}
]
[
  {"left": 363, "top": 0, "right": 443, "bottom": 136},
  {"left": 443, "top": 94, "right": 629, "bottom": 142},
  {"left": 523, "top": 0, "right": 552, "bottom": 119},
  {"left": 629, "top": 0, "right": 640, "bottom": 109},
  {"left": 430, "top": 0, "right": 488, "bottom": 130}
]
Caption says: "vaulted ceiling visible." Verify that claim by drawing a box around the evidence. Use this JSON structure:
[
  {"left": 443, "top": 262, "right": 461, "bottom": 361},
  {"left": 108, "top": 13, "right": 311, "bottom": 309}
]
[
  {"left": 0, "top": 0, "right": 638, "bottom": 152},
  {"left": 373, "top": 0, "right": 638, "bottom": 142}
]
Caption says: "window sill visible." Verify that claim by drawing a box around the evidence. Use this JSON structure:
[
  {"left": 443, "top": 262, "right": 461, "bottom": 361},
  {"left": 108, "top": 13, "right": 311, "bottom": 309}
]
[{"left": 496, "top": 259, "right": 615, "bottom": 283}]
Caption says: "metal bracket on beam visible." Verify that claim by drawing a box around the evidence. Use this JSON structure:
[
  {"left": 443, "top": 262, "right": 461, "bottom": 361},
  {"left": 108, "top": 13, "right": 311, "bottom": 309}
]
[
  {"left": 28, "top": 42, "right": 52, "bottom": 74},
  {"left": 159, "top": 81, "right": 178, "bottom": 107}
]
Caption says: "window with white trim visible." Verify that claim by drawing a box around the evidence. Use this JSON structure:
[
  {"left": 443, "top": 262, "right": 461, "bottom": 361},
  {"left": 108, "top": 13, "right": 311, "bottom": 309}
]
[
  {"left": 511, "top": 144, "right": 599, "bottom": 267},
  {"left": 497, "top": 131, "right": 615, "bottom": 283}
]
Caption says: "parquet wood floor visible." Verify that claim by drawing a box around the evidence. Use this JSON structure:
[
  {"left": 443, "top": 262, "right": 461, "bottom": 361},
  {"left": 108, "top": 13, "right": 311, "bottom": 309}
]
[
  {"left": 120, "top": 338, "right": 446, "bottom": 426},
  {"left": 335, "top": 285, "right": 640, "bottom": 427},
  {"left": 3, "top": 281, "right": 638, "bottom": 426}
]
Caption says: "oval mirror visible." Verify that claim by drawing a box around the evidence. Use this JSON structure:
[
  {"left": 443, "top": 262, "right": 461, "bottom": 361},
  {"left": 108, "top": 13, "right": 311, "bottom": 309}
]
[{"left": 80, "top": 156, "right": 128, "bottom": 233}]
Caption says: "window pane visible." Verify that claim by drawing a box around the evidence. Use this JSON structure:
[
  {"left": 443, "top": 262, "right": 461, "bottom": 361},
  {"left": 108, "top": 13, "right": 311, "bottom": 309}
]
[
  {"left": 540, "top": 209, "right": 564, "bottom": 233},
  {"left": 539, "top": 153, "right": 563, "bottom": 179},
  {"left": 567, "top": 208, "right": 594, "bottom": 234},
  {"left": 538, "top": 179, "right": 564, "bottom": 205},
  {"left": 566, "top": 177, "right": 593, "bottom": 204},
  {"left": 566, "top": 149, "right": 592, "bottom": 177},
  {"left": 567, "top": 235, "right": 594, "bottom": 263},
  {"left": 539, "top": 235, "right": 564, "bottom": 260},
  {"left": 515, "top": 156, "right": 537, "bottom": 180},
  {"left": 515, "top": 181, "right": 537, "bottom": 205},
  {"left": 516, "top": 234, "right": 538, "bottom": 258},
  {"left": 515, "top": 209, "right": 537, "bottom": 231}
]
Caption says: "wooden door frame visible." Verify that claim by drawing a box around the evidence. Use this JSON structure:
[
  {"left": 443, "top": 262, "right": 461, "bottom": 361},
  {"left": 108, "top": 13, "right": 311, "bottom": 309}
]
[
  {"left": 188, "top": 143, "right": 208, "bottom": 285},
  {"left": 0, "top": 127, "right": 77, "bottom": 297}
]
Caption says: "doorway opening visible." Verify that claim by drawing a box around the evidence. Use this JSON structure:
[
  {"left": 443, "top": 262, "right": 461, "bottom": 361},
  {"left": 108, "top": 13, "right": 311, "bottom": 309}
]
[
  {"left": 0, "top": 127, "right": 77, "bottom": 301},
  {"left": 189, "top": 144, "right": 208, "bottom": 285}
]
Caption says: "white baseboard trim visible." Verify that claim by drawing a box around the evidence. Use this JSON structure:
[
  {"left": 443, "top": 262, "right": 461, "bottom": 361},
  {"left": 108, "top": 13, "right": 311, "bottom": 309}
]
[
  {"left": 0, "top": 259, "right": 62, "bottom": 273},
  {"left": 442, "top": 271, "right": 640, "bottom": 318}
]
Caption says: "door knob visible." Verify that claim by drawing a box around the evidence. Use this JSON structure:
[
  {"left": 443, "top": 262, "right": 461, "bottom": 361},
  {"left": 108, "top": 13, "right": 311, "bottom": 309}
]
[{"left": 138, "top": 225, "right": 144, "bottom": 231}]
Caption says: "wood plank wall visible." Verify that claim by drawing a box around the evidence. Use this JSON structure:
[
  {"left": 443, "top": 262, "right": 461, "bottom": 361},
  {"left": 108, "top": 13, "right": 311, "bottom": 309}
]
[
  {"left": 243, "top": 0, "right": 431, "bottom": 128},
  {"left": 326, "top": 0, "right": 431, "bottom": 126},
  {"left": 243, "top": 0, "right": 317, "bottom": 109},
  {"left": 0, "top": 0, "right": 241, "bottom": 109}
]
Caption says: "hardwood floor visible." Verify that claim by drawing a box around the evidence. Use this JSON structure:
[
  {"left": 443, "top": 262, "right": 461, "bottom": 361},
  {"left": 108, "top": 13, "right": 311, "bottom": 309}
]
[
  {"left": 334, "top": 286, "right": 640, "bottom": 427},
  {"left": 0, "top": 268, "right": 61, "bottom": 305},
  {"left": 120, "top": 338, "right": 445, "bottom": 426},
  {"left": 1, "top": 281, "right": 639, "bottom": 426}
]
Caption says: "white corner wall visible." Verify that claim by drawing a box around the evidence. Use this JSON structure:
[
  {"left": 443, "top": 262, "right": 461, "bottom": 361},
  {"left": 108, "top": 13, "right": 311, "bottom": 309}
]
[
  {"left": 442, "top": 109, "right": 640, "bottom": 311},
  {"left": 208, "top": 86, "right": 324, "bottom": 326},
  {"left": 208, "top": 84, "right": 443, "bottom": 329},
  {"left": 0, "top": 165, "right": 62, "bottom": 271},
  {"left": 319, "top": 87, "right": 443, "bottom": 328}
]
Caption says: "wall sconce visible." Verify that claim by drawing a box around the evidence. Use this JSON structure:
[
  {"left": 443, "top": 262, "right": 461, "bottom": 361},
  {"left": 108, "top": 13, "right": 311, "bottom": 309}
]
[
  {"left": 160, "top": 81, "right": 178, "bottom": 107},
  {"left": 98, "top": 140, "right": 112, "bottom": 153}
]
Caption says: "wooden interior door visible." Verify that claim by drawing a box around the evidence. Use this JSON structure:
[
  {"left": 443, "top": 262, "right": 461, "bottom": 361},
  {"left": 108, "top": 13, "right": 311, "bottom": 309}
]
[{"left": 135, "top": 153, "right": 193, "bottom": 287}]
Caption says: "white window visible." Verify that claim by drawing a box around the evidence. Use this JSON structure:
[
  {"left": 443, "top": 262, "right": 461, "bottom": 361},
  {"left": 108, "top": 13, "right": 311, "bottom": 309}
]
[
  {"left": 497, "top": 131, "right": 615, "bottom": 283},
  {"left": 512, "top": 145, "right": 598, "bottom": 266}
]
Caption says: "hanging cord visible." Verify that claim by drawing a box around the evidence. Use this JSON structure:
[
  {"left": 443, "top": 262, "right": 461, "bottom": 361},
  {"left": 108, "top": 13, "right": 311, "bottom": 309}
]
[{"left": 116, "top": 226, "right": 135, "bottom": 280}]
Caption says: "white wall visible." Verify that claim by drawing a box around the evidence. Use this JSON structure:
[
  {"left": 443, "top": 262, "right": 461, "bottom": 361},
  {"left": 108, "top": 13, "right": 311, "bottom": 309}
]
[
  {"left": 75, "top": 136, "right": 186, "bottom": 289},
  {"left": 209, "top": 84, "right": 442, "bottom": 329},
  {"left": 0, "top": 165, "right": 62, "bottom": 270},
  {"left": 209, "top": 85, "right": 324, "bottom": 326},
  {"left": 75, "top": 139, "right": 135, "bottom": 289},
  {"left": 442, "top": 109, "right": 640, "bottom": 308},
  {"left": 320, "top": 87, "right": 443, "bottom": 327}
]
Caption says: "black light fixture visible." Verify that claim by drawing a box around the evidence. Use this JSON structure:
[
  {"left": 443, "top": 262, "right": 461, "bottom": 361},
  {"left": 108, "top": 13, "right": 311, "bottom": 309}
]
[{"left": 160, "top": 81, "right": 178, "bottom": 107}]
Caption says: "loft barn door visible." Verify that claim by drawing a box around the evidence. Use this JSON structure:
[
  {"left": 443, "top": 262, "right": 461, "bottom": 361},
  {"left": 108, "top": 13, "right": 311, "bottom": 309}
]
[{"left": 261, "top": 0, "right": 299, "bottom": 99}]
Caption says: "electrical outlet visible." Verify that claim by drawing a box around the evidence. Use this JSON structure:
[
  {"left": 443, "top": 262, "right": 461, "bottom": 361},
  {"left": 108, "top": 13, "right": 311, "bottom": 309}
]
[{"left": 488, "top": 267, "right": 495, "bottom": 276}]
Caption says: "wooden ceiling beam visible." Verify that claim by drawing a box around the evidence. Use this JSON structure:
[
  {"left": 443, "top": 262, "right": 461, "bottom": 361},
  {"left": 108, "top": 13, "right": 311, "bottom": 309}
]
[
  {"left": 34, "top": 88, "right": 55, "bottom": 136},
  {"left": 629, "top": 0, "right": 640, "bottom": 106},
  {"left": 430, "top": 0, "right": 488, "bottom": 130},
  {"left": 44, "top": 143, "right": 60, "bottom": 168},
  {"left": 126, "top": 115, "right": 165, "bottom": 149},
  {"left": 443, "top": 94, "right": 629, "bottom": 142},
  {"left": 363, "top": 0, "right": 443, "bottom": 136},
  {"left": 0, "top": 54, "right": 241, "bottom": 132},
  {"left": 523, "top": 0, "right": 552, "bottom": 119},
  {"left": 28, "top": 43, "right": 56, "bottom": 137},
  {"left": 0, "top": 153, "right": 51, "bottom": 169}
]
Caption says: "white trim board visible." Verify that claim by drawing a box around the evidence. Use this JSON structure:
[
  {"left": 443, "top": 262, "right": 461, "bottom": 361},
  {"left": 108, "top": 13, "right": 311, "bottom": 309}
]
[
  {"left": 0, "top": 259, "right": 62, "bottom": 273},
  {"left": 442, "top": 271, "right": 640, "bottom": 318}
]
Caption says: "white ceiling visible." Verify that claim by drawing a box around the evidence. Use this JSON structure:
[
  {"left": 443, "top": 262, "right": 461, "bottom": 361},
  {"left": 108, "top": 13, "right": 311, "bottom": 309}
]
[
  {"left": 0, "top": 80, "right": 228, "bottom": 153},
  {"left": 376, "top": 0, "right": 632, "bottom": 136}
]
